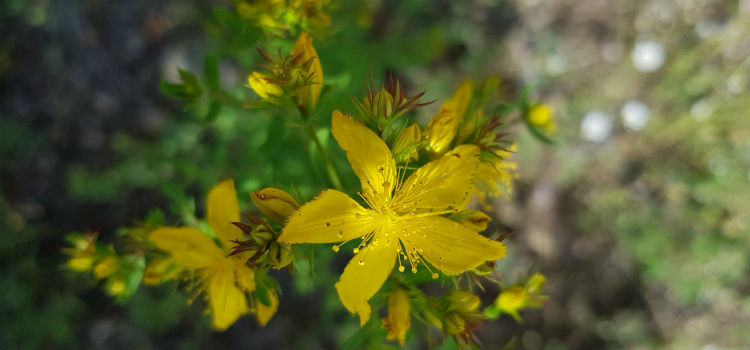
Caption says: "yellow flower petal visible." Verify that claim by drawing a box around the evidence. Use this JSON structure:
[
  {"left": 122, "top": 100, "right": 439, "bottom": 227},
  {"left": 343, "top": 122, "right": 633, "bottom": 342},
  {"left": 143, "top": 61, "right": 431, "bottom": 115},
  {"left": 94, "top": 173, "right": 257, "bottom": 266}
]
[
  {"left": 399, "top": 215, "right": 505, "bottom": 275},
  {"left": 207, "top": 266, "right": 250, "bottom": 331},
  {"left": 250, "top": 187, "right": 299, "bottom": 224},
  {"left": 443, "top": 79, "right": 473, "bottom": 119},
  {"left": 206, "top": 179, "right": 242, "bottom": 247},
  {"left": 292, "top": 32, "right": 323, "bottom": 110},
  {"left": 331, "top": 111, "right": 397, "bottom": 206},
  {"left": 234, "top": 259, "right": 256, "bottom": 293},
  {"left": 424, "top": 110, "right": 459, "bottom": 156},
  {"left": 278, "top": 189, "right": 375, "bottom": 244},
  {"left": 392, "top": 145, "right": 479, "bottom": 212},
  {"left": 424, "top": 80, "right": 472, "bottom": 156},
  {"left": 335, "top": 241, "right": 397, "bottom": 326},
  {"left": 149, "top": 227, "right": 224, "bottom": 268},
  {"left": 255, "top": 289, "right": 279, "bottom": 327}
]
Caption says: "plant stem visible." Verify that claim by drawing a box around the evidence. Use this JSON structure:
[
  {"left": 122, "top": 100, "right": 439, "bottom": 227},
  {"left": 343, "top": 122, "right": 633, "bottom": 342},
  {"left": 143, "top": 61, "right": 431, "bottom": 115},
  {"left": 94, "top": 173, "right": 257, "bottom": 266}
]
[{"left": 299, "top": 106, "right": 344, "bottom": 191}]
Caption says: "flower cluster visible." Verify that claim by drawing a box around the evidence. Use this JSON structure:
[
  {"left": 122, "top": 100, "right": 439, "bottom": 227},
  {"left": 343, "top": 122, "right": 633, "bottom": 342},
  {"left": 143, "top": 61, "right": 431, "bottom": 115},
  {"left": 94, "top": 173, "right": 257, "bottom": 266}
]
[{"left": 63, "top": 15, "right": 551, "bottom": 348}]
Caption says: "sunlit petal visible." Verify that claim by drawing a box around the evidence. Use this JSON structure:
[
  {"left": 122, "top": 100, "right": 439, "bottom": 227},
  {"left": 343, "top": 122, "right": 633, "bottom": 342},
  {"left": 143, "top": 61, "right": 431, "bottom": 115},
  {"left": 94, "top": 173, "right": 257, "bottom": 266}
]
[
  {"left": 399, "top": 215, "right": 505, "bottom": 275},
  {"left": 335, "top": 240, "right": 397, "bottom": 326},
  {"left": 279, "top": 189, "right": 375, "bottom": 244},
  {"left": 392, "top": 145, "right": 480, "bottom": 212},
  {"left": 208, "top": 266, "right": 250, "bottom": 331},
  {"left": 331, "top": 110, "right": 397, "bottom": 206},
  {"left": 206, "top": 179, "right": 242, "bottom": 247}
]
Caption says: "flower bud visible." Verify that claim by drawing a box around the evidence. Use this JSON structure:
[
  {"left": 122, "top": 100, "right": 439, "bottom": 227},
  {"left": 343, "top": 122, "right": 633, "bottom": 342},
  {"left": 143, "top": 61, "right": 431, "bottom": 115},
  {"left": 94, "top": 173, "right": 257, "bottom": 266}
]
[
  {"left": 447, "top": 290, "right": 481, "bottom": 313},
  {"left": 528, "top": 104, "right": 556, "bottom": 134},
  {"left": 291, "top": 32, "right": 323, "bottom": 110},
  {"left": 93, "top": 256, "right": 119, "bottom": 279},
  {"left": 381, "top": 289, "right": 411, "bottom": 346},
  {"left": 424, "top": 110, "right": 459, "bottom": 156},
  {"left": 250, "top": 188, "right": 299, "bottom": 224},
  {"left": 391, "top": 123, "right": 421, "bottom": 162},
  {"left": 459, "top": 210, "right": 491, "bottom": 232},
  {"left": 443, "top": 312, "right": 466, "bottom": 335},
  {"left": 247, "top": 71, "right": 283, "bottom": 99}
]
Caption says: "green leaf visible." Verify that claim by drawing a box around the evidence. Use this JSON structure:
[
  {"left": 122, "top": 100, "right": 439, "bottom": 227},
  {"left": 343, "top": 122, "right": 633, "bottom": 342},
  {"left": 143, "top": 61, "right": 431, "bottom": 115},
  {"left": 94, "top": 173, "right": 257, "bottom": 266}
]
[{"left": 204, "top": 54, "right": 220, "bottom": 91}]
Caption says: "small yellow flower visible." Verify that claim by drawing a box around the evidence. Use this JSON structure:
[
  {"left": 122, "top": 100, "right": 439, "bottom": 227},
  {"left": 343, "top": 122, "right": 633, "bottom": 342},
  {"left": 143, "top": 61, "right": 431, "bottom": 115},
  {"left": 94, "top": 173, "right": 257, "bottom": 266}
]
[
  {"left": 67, "top": 256, "right": 93, "bottom": 271},
  {"left": 291, "top": 32, "right": 323, "bottom": 110},
  {"left": 381, "top": 289, "right": 411, "bottom": 346},
  {"left": 106, "top": 277, "right": 127, "bottom": 297},
  {"left": 247, "top": 71, "right": 283, "bottom": 99},
  {"left": 495, "top": 273, "right": 547, "bottom": 321},
  {"left": 250, "top": 188, "right": 300, "bottom": 224},
  {"left": 528, "top": 104, "right": 556, "bottom": 134},
  {"left": 279, "top": 111, "right": 506, "bottom": 326},
  {"left": 149, "top": 179, "right": 258, "bottom": 331},
  {"left": 93, "top": 256, "right": 119, "bottom": 279}
]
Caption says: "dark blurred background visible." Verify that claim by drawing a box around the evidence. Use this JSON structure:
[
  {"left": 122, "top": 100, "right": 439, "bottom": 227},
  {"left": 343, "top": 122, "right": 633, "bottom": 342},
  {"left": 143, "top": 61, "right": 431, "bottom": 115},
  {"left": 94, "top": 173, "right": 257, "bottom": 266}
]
[{"left": 1, "top": 0, "right": 748, "bottom": 348}]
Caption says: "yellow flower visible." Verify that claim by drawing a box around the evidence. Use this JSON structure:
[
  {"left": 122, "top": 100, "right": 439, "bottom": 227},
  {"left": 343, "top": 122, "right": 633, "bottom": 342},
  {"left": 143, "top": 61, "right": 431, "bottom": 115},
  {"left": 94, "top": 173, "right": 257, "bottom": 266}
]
[
  {"left": 93, "top": 256, "right": 119, "bottom": 279},
  {"left": 278, "top": 111, "right": 506, "bottom": 325},
  {"left": 67, "top": 256, "right": 93, "bottom": 271},
  {"left": 424, "top": 80, "right": 473, "bottom": 156},
  {"left": 528, "top": 104, "right": 556, "bottom": 134},
  {"left": 247, "top": 71, "right": 283, "bottom": 99},
  {"left": 495, "top": 273, "right": 547, "bottom": 321},
  {"left": 381, "top": 289, "right": 411, "bottom": 346},
  {"left": 149, "top": 179, "right": 257, "bottom": 331},
  {"left": 250, "top": 187, "right": 300, "bottom": 224},
  {"left": 291, "top": 32, "right": 323, "bottom": 111}
]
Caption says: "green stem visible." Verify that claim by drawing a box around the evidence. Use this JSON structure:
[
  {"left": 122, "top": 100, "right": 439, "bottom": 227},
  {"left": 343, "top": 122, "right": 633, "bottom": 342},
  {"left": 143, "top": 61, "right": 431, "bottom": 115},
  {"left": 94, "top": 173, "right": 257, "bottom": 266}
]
[{"left": 299, "top": 106, "right": 344, "bottom": 191}]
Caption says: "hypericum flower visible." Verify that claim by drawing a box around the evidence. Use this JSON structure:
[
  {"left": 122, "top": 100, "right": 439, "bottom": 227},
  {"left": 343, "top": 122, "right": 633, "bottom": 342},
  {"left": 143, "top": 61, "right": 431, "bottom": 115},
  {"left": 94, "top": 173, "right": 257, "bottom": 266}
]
[
  {"left": 149, "top": 179, "right": 257, "bottom": 331},
  {"left": 381, "top": 288, "right": 411, "bottom": 346},
  {"left": 527, "top": 104, "right": 556, "bottom": 134},
  {"left": 278, "top": 110, "right": 506, "bottom": 325},
  {"left": 495, "top": 273, "right": 547, "bottom": 321}
]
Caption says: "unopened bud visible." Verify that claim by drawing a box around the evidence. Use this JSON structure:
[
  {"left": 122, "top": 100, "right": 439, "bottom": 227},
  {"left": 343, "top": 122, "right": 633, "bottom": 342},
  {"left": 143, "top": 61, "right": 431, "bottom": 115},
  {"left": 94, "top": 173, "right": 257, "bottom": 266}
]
[{"left": 250, "top": 188, "right": 299, "bottom": 224}]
